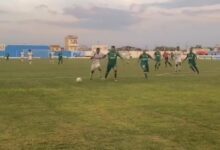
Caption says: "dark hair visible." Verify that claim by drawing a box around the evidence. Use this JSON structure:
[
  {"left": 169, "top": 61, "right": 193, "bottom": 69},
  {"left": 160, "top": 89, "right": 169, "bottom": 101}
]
[{"left": 111, "top": 46, "right": 115, "bottom": 49}]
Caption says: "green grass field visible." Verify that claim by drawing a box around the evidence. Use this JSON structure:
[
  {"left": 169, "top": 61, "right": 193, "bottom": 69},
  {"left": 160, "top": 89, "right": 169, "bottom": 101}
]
[{"left": 0, "top": 59, "right": 219, "bottom": 150}]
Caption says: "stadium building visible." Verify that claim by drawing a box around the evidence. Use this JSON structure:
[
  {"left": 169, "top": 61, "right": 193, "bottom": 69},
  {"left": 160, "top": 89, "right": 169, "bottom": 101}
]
[
  {"left": 0, "top": 45, "right": 86, "bottom": 59},
  {"left": 4, "top": 45, "right": 50, "bottom": 58}
]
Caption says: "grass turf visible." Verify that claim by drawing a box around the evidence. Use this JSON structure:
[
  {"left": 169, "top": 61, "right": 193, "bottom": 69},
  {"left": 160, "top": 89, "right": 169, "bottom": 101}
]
[{"left": 0, "top": 58, "right": 219, "bottom": 150}]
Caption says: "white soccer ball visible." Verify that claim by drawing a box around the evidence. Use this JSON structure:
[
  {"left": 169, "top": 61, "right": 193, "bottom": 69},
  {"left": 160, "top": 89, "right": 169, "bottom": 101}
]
[{"left": 76, "top": 77, "right": 82, "bottom": 83}]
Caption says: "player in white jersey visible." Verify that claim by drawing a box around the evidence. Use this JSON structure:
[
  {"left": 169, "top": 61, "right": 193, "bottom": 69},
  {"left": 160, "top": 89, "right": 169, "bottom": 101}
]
[
  {"left": 173, "top": 46, "right": 182, "bottom": 72},
  {"left": 27, "top": 49, "right": 33, "bottom": 64},
  {"left": 20, "top": 51, "right": 25, "bottom": 62},
  {"left": 90, "top": 48, "right": 105, "bottom": 80},
  {"left": 49, "top": 51, "right": 55, "bottom": 64}
]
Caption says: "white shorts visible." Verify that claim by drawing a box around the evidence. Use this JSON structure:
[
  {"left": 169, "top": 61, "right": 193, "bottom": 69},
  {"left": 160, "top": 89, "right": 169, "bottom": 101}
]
[
  {"left": 28, "top": 57, "right": 32, "bottom": 61},
  {"left": 175, "top": 58, "right": 182, "bottom": 64},
  {"left": 91, "top": 63, "right": 101, "bottom": 71}
]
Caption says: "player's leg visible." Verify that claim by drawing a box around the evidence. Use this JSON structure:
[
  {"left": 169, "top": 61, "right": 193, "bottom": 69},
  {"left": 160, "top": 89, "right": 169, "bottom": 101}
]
[
  {"left": 90, "top": 69, "right": 95, "bottom": 80},
  {"left": 189, "top": 63, "right": 195, "bottom": 72},
  {"left": 90, "top": 70, "right": 95, "bottom": 80},
  {"left": 141, "top": 64, "right": 147, "bottom": 79},
  {"left": 58, "top": 58, "right": 60, "bottom": 64},
  {"left": 168, "top": 60, "right": 172, "bottom": 67},
  {"left": 165, "top": 58, "right": 170, "bottom": 67},
  {"left": 175, "top": 61, "right": 178, "bottom": 72},
  {"left": 193, "top": 64, "right": 199, "bottom": 74},
  {"left": 155, "top": 62, "right": 158, "bottom": 70},
  {"left": 145, "top": 64, "right": 149, "bottom": 79},
  {"left": 165, "top": 60, "right": 168, "bottom": 67},
  {"left": 90, "top": 64, "right": 95, "bottom": 80},
  {"left": 98, "top": 67, "right": 102, "bottom": 78},
  {"left": 105, "top": 64, "right": 112, "bottom": 79},
  {"left": 61, "top": 58, "right": 63, "bottom": 64},
  {"left": 157, "top": 62, "right": 161, "bottom": 69},
  {"left": 178, "top": 62, "right": 182, "bottom": 71},
  {"left": 113, "top": 66, "right": 118, "bottom": 81}
]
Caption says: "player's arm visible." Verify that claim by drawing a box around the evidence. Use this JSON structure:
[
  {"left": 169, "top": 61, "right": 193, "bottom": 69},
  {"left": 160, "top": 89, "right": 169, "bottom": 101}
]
[
  {"left": 153, "top": 52, "right": 157, "bottom": 60},
  {"left": 195, "top": 54, "right": 198, "bottom": 60},
  {"left": 138, "top": 55, "right": 142, "bottom": 63},
  {"left": 104, "top": 52, "right": 109, "bottom": 59},
  {"left": 102, "top": 54, "right": 107, "bottom": 58},
  {"left": 90, "top": 55, "right": 94, "bottom": 59},
  {"left": 147, "top": 54, "right": 153, "bottom": 59},
  {"left": 117, "top": 52, "right": 123, "bottom": 59},
  {"left": 183, "top": 54, "right": 188, "bottom": 62}
]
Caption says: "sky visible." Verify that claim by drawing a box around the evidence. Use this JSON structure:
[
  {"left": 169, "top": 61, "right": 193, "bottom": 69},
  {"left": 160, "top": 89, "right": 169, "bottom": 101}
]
[{"left": 0, "top": 0, "right": 220, "bottom": 48}]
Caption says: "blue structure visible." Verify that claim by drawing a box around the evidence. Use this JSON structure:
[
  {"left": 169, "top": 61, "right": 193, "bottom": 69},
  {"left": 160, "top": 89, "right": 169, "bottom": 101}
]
[
  {"left": 54, "top": 51, "right": 85, "bottom": 58},
  {"left": 0, "top": 51, "right": 4, "bottom": 57},
  {"left": 5, "top": 45, "right": 50, "bottom": 58},
  {"left": 0, "top": 45, "right": 87, "bottom": 58}
]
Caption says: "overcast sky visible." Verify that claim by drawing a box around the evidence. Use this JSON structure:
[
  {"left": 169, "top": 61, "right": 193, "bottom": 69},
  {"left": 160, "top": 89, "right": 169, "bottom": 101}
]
[{"left": 0, "top": 0, "right": 220, "bottom": 48}]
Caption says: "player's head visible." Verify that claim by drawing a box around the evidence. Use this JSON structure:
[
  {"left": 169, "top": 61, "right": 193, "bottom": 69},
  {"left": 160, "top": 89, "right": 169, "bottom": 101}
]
[
  {"left": 143, "top": 50, "right": 147, "bottom": 53},
  {"left": 176, "top": 46, "right": 180, "bottom": 51},
  {"left": 28, "top": 49, "right": 31, "bottom": 52},
  {"left": 111, "top": 45, "right": 116, "bottom": 52},
  {"left": 96, "top": 48, "right": 100, "bottom": 54},
  {"left": 190, "top": 47, "right": 193, "bottom": 53}
]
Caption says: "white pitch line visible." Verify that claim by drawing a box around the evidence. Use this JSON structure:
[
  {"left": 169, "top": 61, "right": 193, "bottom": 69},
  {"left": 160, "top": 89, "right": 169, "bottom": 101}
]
[{"left": 156, "top": 73, "right": 171, "bottom": 76}]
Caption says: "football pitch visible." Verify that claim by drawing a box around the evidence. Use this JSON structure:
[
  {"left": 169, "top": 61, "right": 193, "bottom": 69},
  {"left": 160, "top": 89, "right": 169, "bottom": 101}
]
[{"left": 0, "top": 59, "right": 219, "bottom": 150}]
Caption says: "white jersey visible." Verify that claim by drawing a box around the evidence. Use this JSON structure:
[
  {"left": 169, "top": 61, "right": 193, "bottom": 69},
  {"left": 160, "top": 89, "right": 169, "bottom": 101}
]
[
  {"left": 20, "top": 52, "right": 24, "bottom": 58},
  {"left": 49, "top": 52, "right": 54, "bottom": 59},
  {"left": 91, "top": 53, "right": 104, "bottom": 65},
  {"left": 27, "top": 52, "right": 33, "bottom": 60},
  {"left": 91, "top": 52, "right": 104, "bottom": 71},
  {"left": 174, "top": 51, "right": 182, "bottom": 63}
]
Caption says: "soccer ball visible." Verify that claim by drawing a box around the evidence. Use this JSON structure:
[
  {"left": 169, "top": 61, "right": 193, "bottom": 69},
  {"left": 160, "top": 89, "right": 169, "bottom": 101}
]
[{"left": 76, "top": 77, "right": 82, "bottom": 83}]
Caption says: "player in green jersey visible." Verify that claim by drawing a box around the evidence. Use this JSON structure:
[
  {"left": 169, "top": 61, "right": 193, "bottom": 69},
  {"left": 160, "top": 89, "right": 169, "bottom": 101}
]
[
  {"left": 104, "top": 46, "right": 123, "bottom": 81},
  {"left": 138, "top": 50, "right": 153, "bottom": 79},
  {"left": 58, "top": 48, "right": 64, "bottom": 65},
  {"left": 58, "top": 52, "right": 63, "bottom": 64},
  {"left": 154, "top": 50, "right": 161, "bottom": 70},
  {"left": 184, "top": 47, "right": 199, "bottom": 74}
]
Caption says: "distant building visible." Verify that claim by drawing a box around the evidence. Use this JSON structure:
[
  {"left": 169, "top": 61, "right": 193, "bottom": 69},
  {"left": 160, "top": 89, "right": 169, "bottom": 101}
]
[
  {"left": 78, "top": 45, "right": 90, "bottom": 51},
  {"left": 65, "top": 35, "right": 78, "bottom": 51},
  {"left": 50, "top": 45, "right": 62, "bottom": 51},
  {"left": 92, "top": 45, "right": 108, "bottom": 54},
  {"left": 0, "top": 44, "right": 5, "bottom": 51},
  {"left": 214, "top": 45, "right": 220, "bottom": 52}
]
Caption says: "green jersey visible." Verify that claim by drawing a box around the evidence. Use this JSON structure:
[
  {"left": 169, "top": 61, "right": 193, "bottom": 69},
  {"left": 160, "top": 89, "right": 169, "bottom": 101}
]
[
  {"left": 140, "top": 53, "right": 151, "bottom": 65},
  {"left": 187, "top": 52, "right": 197, "bottom": 64},
  {"left": 107, "top": 51, "right": 121, "bottom": 65},
  {"left": 58, "top": 52, "right": 63, "bottom": 59},
  {"left": 154, "top": 51, "right": 161, "bottom": 62}
]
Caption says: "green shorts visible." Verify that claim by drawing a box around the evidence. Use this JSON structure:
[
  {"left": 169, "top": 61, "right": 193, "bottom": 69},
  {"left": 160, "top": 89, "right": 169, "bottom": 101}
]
[
  {"left": 107, "top": 63, "right": 117, "bottom": 71},
  {"left": 140, "top": 63, "right": 149, "bottom": 72},
  {"left": 189, "top": 61, "right": 196, "bottom": 67},
  {"left": 155, "top": 59, "right": 161, "bottom": 63}
]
